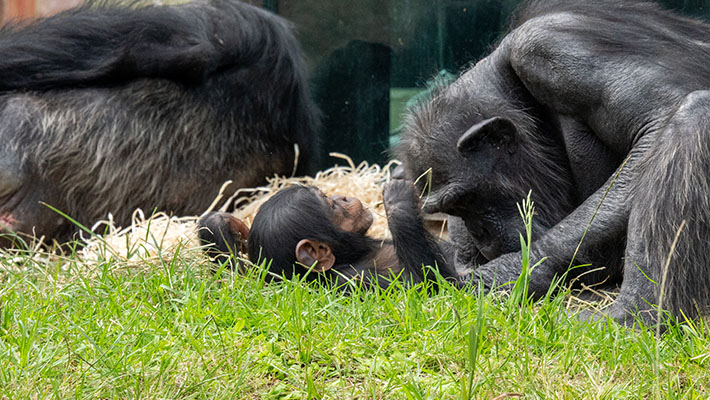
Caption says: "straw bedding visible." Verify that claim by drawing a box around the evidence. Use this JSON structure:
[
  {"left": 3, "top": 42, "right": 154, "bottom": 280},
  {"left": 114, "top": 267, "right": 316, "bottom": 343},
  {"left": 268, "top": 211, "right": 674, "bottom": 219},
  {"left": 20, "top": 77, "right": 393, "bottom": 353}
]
[
  {"left": 1, "top": 154, "right": 614, "bottom": 310},
  {"left": 79, "top": 154, "right": 397, "bottom": 266}
]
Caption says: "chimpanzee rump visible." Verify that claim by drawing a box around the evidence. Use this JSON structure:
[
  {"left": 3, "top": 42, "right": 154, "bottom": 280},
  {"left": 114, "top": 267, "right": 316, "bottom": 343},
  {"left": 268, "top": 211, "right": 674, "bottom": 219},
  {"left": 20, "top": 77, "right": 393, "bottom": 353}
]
[
  {"left": 199, "top": 181, "right": 461, "bottom": 290},
  {"left": 398, "top": 0, "right": 710, "bottom": 326},
  {"left": 0, "top": 0, "right": 319, "bottom": 246}
]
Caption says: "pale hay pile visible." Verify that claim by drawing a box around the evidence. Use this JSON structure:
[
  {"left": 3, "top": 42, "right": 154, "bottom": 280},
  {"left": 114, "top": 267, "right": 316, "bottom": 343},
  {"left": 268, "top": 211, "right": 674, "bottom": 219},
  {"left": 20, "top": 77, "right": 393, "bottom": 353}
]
[{"left": 80, "top": 154, "right": 396, "bottom": 266}]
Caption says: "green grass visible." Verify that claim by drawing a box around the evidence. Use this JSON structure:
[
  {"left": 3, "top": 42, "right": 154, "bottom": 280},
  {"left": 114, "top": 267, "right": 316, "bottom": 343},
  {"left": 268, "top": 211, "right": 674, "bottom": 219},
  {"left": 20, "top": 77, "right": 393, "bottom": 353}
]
[
  {"left": 1, "top": 250, "right": 709, "bottom": 399},
  {"left": 1, "top": 199, "right": 710, "bottom": 399}
]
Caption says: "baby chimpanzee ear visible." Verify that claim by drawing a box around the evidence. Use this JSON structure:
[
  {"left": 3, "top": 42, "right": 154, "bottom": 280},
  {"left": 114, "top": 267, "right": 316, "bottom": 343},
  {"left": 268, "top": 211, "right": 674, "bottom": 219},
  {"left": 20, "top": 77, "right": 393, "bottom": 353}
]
[
  {"left": 457, "top": 116, "right": 517, "bottom": 154},
  {"left": 295, "top": 239, "right": 335, "bottom": 272}
]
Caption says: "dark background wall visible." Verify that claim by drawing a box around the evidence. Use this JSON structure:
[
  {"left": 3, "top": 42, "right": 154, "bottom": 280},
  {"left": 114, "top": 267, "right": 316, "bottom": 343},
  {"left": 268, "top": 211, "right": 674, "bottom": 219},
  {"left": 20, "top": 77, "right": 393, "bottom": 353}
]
[{"left": 3, "top": 0, "right": 710, "bottom": 167}]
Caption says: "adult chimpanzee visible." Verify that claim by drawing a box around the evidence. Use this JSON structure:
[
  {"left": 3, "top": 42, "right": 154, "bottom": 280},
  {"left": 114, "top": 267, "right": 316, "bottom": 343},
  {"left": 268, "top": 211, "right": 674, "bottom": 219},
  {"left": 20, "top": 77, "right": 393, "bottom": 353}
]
[
  {"left": 0, "top": 0, "right": 318, "bottom": 247},
  {"left": 398, "top": 0, "right": 710, "bottom": 327},
  {"left": 199, "top": 180, "right": 462, "bottom": 289}
]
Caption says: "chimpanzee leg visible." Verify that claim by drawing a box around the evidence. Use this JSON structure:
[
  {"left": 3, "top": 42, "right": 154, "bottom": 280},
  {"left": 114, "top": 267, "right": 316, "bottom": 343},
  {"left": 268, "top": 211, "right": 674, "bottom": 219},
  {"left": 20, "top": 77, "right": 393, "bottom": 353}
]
[
  {"left": 598, "top": 213, "right": 657, "bottom": 327},
  {"left": 606, "top": 91, "right": 710, "bottom": 325}
]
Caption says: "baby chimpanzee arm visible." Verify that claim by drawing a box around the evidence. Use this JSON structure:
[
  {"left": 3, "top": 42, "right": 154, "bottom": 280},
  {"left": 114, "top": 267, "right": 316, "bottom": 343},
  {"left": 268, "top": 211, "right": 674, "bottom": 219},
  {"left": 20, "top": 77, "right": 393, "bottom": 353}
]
[{"left": 383, "top": 180, "right": 460, "bottom": 286}]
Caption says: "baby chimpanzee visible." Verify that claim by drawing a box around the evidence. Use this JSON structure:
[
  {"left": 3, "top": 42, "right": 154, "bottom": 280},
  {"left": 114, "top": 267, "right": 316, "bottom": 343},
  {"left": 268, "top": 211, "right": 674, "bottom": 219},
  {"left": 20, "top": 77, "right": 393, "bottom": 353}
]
[{"left": 199, "top": 180, "right": 462, "bottom": 289}]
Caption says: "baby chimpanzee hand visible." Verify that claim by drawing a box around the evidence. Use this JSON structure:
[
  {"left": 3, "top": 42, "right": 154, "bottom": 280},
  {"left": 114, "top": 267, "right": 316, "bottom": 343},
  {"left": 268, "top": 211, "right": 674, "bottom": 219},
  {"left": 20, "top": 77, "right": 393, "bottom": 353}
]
[
  {"left": 198, "top": 212, "right": 250, "bottom": 266},
  {"left": 383, "top": 179, "right": 421, "bottom": 216}
]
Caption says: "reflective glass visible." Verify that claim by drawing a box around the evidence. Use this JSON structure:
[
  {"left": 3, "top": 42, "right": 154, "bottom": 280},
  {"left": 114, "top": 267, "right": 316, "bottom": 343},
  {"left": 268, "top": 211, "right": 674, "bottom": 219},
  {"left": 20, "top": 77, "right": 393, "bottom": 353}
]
[{"left": 268, "top": 0, "right": 710, "bottom": 167}]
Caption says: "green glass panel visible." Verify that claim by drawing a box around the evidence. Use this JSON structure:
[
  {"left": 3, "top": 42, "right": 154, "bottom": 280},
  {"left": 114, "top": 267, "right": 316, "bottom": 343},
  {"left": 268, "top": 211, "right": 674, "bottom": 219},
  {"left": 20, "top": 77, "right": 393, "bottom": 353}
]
[
  {"left": 268, "top": 1, "right": 710, "bottom": 168},
  {"left": 659, "top": 0, "right": 710, "bottom": 15}
]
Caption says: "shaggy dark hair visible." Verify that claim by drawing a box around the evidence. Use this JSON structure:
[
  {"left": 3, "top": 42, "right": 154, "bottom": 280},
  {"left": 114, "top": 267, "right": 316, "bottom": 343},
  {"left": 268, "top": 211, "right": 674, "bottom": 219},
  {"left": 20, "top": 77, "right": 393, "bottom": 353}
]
[{"left": 0, "top": 0, "right": 319, "bottom": 245}]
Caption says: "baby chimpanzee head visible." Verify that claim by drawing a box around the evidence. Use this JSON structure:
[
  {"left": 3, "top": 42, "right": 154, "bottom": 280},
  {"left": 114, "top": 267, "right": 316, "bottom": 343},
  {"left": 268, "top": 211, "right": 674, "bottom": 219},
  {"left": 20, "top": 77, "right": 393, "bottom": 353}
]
[{"left": 247, "top": 185, "right": 375, "bottom": 279}]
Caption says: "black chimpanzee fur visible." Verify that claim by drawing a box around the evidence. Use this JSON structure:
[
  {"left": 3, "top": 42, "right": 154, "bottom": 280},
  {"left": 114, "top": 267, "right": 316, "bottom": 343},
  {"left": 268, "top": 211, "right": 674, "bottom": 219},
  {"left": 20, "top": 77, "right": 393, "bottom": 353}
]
[{"left": 0, "top": 0, "right": 319, "bottom": 246}]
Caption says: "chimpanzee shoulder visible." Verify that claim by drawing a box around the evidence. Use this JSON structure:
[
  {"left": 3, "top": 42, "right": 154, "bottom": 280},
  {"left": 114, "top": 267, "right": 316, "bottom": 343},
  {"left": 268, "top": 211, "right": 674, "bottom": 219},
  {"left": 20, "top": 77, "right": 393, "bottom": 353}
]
[{"left": 510, "top": 0, "right": 710, "bottom": 64}]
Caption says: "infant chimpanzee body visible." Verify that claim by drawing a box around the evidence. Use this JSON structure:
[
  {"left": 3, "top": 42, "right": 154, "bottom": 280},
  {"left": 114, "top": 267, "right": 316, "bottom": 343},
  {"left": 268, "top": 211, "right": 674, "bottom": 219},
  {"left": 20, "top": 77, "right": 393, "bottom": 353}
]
[{"left": 199, "top": 180, "right": 462, "bottom": 289}]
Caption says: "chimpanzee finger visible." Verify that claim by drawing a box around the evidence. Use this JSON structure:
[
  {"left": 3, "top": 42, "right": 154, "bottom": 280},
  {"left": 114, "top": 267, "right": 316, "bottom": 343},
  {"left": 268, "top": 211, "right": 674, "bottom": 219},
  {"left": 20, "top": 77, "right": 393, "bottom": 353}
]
[{"left": 383, "top": 180, "right": 420, "bottom": 211}]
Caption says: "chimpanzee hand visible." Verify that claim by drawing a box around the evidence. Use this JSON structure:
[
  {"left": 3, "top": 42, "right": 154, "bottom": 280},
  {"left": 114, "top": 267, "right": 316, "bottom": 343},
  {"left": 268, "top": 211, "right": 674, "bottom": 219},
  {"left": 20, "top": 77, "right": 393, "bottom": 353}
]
[
  {"left": 464, "top": 248, "right": 563, "bottom": 300},
  {"left": 383, "top": 179, "right": 421, "bottom": 216},
  {"left": 383, "top": 178, "right": 462, "bottom": 287},
  {"left": 198, "top": 212, "right": 250, "bottom": 265}
]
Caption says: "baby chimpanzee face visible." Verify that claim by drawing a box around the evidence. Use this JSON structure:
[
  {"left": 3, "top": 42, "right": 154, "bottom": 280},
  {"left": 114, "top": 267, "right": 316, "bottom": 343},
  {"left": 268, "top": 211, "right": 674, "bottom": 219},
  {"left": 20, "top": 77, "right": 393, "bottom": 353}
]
[{"left": 313, "top": 188, "right": 374, "bottom": 235}]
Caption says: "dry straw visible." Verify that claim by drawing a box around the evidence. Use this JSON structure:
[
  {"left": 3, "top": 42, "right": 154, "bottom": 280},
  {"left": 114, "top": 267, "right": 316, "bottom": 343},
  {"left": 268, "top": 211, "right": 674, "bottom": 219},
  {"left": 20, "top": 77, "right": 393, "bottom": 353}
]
[{"left": 80, "top": 154, "right": 396, "bottom": 266}]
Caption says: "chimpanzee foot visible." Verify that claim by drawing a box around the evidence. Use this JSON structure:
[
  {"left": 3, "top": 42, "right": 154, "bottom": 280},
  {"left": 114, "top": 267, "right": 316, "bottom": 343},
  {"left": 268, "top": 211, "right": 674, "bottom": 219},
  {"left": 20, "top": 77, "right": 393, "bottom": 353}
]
[
  {"left": 574, "top": 304, "right": 665, "bottom": 332},
  {"left": 198, "top": 211, "right": 250, "bottom": 267},
  {"left": 574, "top": 308, "right": 601, "bottom": 323}
]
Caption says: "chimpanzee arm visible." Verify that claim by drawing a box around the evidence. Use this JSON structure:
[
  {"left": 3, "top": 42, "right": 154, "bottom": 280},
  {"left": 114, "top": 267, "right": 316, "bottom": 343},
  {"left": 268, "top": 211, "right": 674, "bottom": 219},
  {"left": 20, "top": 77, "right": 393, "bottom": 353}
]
[
  {"left": 0, "top": 6, "right": 214, "bottom": 90},
  {"left": 0, "top": 1, "right": 283, "bottom": 90},
  {"left": 383, "top": 180, "right": 461, "bottom": 286}
]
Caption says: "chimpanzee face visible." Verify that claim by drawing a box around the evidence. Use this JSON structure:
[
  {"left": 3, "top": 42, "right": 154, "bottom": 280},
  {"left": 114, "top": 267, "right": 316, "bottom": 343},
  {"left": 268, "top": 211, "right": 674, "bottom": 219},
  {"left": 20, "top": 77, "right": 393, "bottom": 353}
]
[
  {"left": 314, "top": 189, "right": 374, "bottom": 235},
  {"left": 398, "top": 140, "right": 525, "bottom": 261},
  {"left": 397, "top": 97, "right": 532, "bottom": 260},
  {"left": 398, "top": 72, "right": 576, "bottom": 261}
]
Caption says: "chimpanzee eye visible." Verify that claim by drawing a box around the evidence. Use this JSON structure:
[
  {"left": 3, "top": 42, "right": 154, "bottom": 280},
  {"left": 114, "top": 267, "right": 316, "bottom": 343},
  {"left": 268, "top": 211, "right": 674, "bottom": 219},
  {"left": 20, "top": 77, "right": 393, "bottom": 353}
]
[{"left": 320, "top": 192, "right": 334, "bottom": 208}]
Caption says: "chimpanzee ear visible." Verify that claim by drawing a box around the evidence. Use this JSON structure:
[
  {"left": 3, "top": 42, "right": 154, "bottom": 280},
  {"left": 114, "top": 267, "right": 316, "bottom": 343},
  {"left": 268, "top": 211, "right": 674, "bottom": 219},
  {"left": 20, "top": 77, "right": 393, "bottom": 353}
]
[
  {"left": 457, "top": 117, "right": 517, "bottom": 154},
  {"left": 295, "top": 239, "right": 335, "bottom": 272},
  {"left": 226, "top": 215, "right": 250, "bottom": 240}
]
